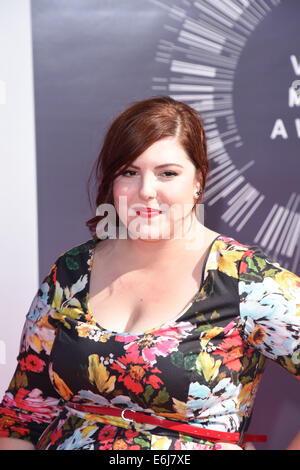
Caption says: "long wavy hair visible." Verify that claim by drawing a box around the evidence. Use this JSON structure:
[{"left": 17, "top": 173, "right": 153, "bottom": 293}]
[{"left": 86, "top": 95, "right": 209, "bottom": 240}]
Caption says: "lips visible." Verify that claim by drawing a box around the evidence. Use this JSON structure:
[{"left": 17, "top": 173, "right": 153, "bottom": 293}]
[{"left": 135, "top": 208, "right": 162, "bottom": 217}]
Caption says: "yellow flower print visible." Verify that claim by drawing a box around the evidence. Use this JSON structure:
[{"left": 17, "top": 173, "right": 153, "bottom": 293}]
[
  {"left": 218, "top": 250, "right": 243, "bottom": 279},
  {"left": 205, "top": 241, "right": 244, "bottom": 279},
  {"left": 30, "top": 328, "right": 43, "bottom": 354},
  {"left": 50, "top": 364, "right": 73, "bottom": 400},
  {"left": 29, "top": 315, "right": 56, "bottom": 355},
  {"left": 75, "top": 323, "right": 110, "bottom": 343},
  {"left": 196, "top": 352, "right": 221, "bottom": 382},
  {"left": 83, "top": 414, "right": 129, "bottom": 429},
  {"left": 81, "top": 424, "right": 98, "bottom": 439},
  {"left": 155, "top": 397, "right": 186, "bottom": 421},
  {"left": 51, "top": 278, "right": 88, "bottom": 328},
  {"left": 151, "top": 435, "right": 172, "bottom": 449},
  {"left": 51, "top": 280, "right": 63, "bottom": 311},
  {"left": 200, "top": 326, "right": 223, "bottom": 349},
  {"left": 76, "top": 324, "right": 92, "bottom": 338},
  {"left": 274, "top": 269, "right": 300, "bottom": 302},
  {"left": 237, "top": 374, "right": 263, "bottom": 411},
  {"left": 88, "top": 354, "right": 116, "bottom": 393},
  {"left": 172, "top": 398, "right": 187, "bottom": 417}
]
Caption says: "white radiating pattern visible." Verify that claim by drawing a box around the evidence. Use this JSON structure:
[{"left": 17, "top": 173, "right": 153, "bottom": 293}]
[
  {"left": 150, "top": 0, "right": 299, "bottom": 270},
  {"left": 0, "top": 1, "right": 38, "bottom": 395}
]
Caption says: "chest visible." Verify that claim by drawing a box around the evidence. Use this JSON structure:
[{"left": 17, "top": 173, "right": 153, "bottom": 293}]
[{"left": 88, "top": 259, "right": 204, "bottom": 334}]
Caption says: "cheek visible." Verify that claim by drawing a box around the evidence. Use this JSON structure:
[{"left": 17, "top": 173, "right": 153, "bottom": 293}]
[
  {"left": 167, "top": 184, "right": 196, "bottom": 218},
  {"left": 113, "top": 179, "right": 195, "bottom": 208},
  {"left": 113, "top": 182, "right": 145, "bottom": 223},
  {"left": 175, "top": 185, "right": 194, "bottom": 200},
  {"left": 113, "top": 182, "right": 133, "bottom": 209},
  {"left": 168, "top": 184, "right": 195, "bottom": 207}
]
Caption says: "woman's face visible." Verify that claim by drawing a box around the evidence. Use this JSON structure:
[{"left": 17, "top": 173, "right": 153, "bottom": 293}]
[{"left": 113, "top": 136, "right": 202, "bottom": 240}]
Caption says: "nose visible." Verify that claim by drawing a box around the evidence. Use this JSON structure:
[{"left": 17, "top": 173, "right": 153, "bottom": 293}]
[{"left": 138, "top": 174, "right": 157, "bottom": 200}]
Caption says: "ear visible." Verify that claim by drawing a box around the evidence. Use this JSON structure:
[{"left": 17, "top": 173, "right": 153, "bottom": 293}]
[{"left": 194, "top": 168, "right": 203, "bottom": 192}]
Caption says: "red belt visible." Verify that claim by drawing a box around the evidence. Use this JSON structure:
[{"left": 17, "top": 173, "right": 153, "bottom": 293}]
[{"left": 66, "top": 402, "right": 267, "bottom": 446}]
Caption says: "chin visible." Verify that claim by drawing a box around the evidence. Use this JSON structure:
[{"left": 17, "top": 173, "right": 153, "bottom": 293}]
[{"left": 126, "top": 224, "right": 169, "bottom": 240}]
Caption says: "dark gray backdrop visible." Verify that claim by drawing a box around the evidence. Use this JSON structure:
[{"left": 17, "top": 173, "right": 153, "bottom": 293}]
[{"left": 31, "top": 0, "right": 299, "bottom": 449}]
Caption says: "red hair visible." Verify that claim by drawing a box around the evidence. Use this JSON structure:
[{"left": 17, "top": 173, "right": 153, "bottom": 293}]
[{"left": 86, "top": 95, "right": 209, "bottom": 240}]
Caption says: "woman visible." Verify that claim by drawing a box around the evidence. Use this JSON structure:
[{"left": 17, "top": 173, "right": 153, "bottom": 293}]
[{"left": 0, "top": 96, "right": 299, "bottom": 450}]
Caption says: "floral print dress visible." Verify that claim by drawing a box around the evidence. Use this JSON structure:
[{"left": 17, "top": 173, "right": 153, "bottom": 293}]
[{"left": 0, "top": 234, "right": 299, "bottom": 450}]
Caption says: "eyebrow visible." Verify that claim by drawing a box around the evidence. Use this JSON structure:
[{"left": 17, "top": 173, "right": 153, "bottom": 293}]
[{"left": 129, "top": 163, "right": 184, "bottom": 169}]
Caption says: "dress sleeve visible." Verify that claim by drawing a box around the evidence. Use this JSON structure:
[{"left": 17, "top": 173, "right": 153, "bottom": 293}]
[
  {"left": 0, "top": 258, "right": 65, "bottom": 447},
  {"left": 238, "top": 245, "right": 300, "bottom": 377}
]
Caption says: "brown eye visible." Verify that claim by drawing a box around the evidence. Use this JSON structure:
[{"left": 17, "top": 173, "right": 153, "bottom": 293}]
[
  {"left": 162, "top": 171, "right": 178, "bottom": 177},
  {"left": 121, "top": 170, "right": 136, "bottom": 176}
]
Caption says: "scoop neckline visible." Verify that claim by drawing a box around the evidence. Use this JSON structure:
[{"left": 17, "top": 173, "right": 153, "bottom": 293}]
[{"left": 85, "top": 233, "right": 223, "bottom": 336}]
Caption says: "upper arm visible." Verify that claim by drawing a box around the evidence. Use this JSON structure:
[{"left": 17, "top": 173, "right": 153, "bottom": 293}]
[
  {"left": 238, "top": 246, "right": 300, "bottom": 376},
  {"left": 0, "top": 259, "right": 65, "bottom": 446}
]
